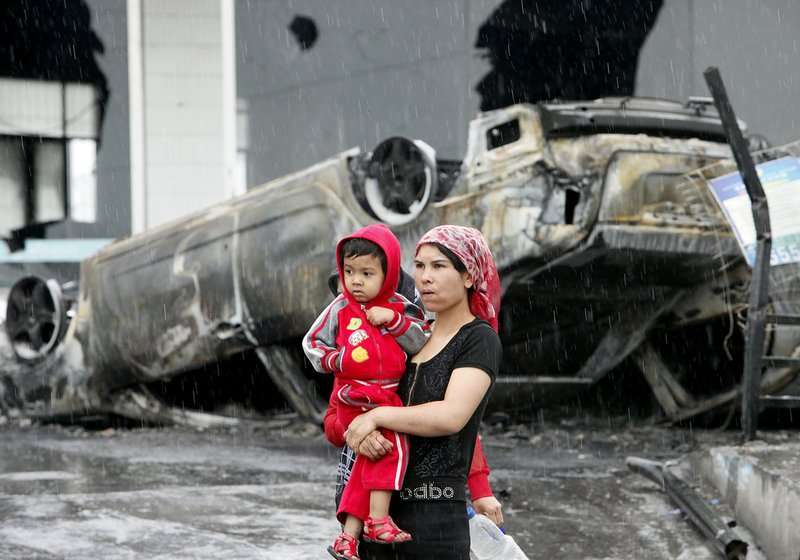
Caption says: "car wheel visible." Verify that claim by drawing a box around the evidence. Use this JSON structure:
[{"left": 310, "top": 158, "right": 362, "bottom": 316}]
[
  {"left": 4, "top": 277, "right": 67, "bottom": 361},
  {"left": 363, "top": 137, "right": 436, "bottom": 226}
]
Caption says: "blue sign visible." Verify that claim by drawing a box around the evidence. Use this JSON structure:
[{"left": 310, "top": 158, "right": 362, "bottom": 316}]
[{"left": 708, "top": 157, "right": 800, "bottom": 267}]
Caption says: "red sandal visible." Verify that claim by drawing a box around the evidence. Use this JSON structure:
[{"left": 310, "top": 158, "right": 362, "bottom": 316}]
[
  {"left": 363, "top": 515, "right": 412, "bottom": 544},
  {"left": 328, "top": 532, "right": 359, "bottom": 560}
]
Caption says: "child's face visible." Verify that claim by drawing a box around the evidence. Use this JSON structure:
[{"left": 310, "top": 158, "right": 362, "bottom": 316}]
[{"left": 342, "top": 254, "right": 385, "bottom": 303}]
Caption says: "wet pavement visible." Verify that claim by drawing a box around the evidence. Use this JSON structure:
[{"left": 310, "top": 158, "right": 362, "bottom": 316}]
[
  {"left": 0, "top": 414, "right": 748, "bottom": 559},
  {"left": 0, "top": 418, "right": 337, "bottom": 559}
]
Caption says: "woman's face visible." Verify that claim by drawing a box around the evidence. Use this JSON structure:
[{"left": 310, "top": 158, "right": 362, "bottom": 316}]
[{"left": 413, "top": 244, "right": 472, "bottom": 313}]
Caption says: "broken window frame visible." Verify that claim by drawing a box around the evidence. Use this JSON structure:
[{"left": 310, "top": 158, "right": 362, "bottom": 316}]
[
  {"left": 0, "top": 135, "right": 69, "bottom": 235},
  {"left": 486, "top": 118, "right": 522, "bottom": 151},
  {"left": 0, "top": 79, "right": 101, "bottom": 237}
]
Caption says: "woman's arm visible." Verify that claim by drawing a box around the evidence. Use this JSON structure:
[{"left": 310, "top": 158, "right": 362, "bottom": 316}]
[{"left": 345, "top": 367, "right": 491, "bottom": 446}]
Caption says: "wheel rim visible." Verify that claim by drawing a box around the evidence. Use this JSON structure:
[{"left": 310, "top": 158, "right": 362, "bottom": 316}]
[
  {"left": 364, "top": 137, "right": 435, "bottom": 225},
  {"left": 4, "top": 277, "right": 65, "bottom": 361}
]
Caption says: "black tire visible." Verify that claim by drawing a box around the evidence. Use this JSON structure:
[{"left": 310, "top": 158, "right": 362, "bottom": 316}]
[{"left": 4, "top": 276, "right": 67, "bottom": 361}]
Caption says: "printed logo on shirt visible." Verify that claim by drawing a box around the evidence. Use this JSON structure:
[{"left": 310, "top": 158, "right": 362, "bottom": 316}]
[
  {"left": 348, "top": 329, "right": 369, "bottom": 346},
  {"left": 346, "top": 318, "right": 363, "bottom": 331},
  {"left": 351, "top": 346, "right": 369, "bottom": 363},
  {"left": 399, "top": 482, "right": 456, "bottom": 501}
]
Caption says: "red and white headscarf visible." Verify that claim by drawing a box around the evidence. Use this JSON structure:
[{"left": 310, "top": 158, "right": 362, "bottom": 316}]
[{"left": 416, "top": 225, "right": 501, "bottom": 332}]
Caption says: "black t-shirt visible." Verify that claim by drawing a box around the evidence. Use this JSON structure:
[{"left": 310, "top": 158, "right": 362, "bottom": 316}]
[{"left": 398, "top": 318, "right": 502, "bottom": 493}]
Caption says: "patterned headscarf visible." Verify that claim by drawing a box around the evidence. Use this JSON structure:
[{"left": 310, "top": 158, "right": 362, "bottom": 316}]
[{"left": 416, "top": 225, "right": 501, "bottom": 332}]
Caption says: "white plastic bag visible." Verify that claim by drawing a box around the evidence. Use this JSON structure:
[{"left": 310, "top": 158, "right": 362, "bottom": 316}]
[{"left": 468, "top": 507, "right": 530, "bottom": 560}]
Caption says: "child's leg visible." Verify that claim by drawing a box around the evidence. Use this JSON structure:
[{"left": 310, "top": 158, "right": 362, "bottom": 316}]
[
  {"left": 360, "top": 428, "right": 413, "bottom": 544},
  {"left": 363, "top": 488, "right": 412, "bottom": 543},
  {"left": 360, "top": 427, "right": 409, "bottom": 491},
  {"left": 342, "top": 514, "right": 363, "bottom": 538},
  {"left": 369, "top": 489, "right": 392, "bottom": 519},
  {"left": 330, "top": 515, "right": 362, "bottom": 560},
  {"left": 337, "top": 455, "right": 371, "bottom": 522},
  {"left": 330, "top": 469, "right": 366, "bottom": 559}
]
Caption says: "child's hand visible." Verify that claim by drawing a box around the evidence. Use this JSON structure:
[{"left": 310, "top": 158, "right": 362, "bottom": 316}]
[
  {"left": 365, "top": 306, "right": 396, "bottom": 326},
  {"left": 356, "top": 430, "right": 394, "bottom": 460}
]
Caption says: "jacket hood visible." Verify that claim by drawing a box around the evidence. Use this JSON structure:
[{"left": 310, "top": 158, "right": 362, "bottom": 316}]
[{"left": 336, "top": 224, "right": 401, "bottom": 307}]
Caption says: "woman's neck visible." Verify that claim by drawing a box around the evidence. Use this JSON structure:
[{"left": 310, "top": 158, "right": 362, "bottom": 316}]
[{"left": 431, "top": 300, "right": 474, "bottom": 337}]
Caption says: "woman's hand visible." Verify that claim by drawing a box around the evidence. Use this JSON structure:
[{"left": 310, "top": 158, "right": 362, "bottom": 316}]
[
  {"left": 355, "top": 430, "right": 394, "bottom": 460},
  {"left": 344, "top": 411, "right": 379, "bottom": 451},
  {"left": 472, "top": 495, "right": 504, "bottom": 527}
]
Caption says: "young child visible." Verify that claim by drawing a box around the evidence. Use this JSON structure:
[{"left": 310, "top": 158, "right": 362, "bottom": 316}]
[{"left": 303, "top": 224, "right": 428, "bottom": 560}]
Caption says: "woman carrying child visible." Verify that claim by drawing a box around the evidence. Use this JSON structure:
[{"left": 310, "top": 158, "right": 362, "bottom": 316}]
[{"left": 346, "top": 224, "right": 503, "bottom": 559}]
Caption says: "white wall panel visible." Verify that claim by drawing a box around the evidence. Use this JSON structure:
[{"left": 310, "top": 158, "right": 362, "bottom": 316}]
[{"left": 135, "top": 0, "right": 232, "bottom": 229}]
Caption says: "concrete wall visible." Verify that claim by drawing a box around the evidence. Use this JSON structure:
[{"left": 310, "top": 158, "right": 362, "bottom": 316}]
[
  {"left": 129, "top": 0, "right": 236, "bottom": 231},
  {"left": 237, "top": 0, "right": 800, "bottom": 192},
  {"left": 636, "top": 0, "right": 800, "bottom": 145},
  {"left": 13, "top": 0, "right": 799, "bottom": 239},
  {"left": 235, "top": 0, "right": 503, "bottom": 189}
]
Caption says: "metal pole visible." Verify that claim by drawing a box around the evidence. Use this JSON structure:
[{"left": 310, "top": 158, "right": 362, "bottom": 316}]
[
  {"left": 62, "top": 81, "right": 70, "bottom": 220},
  {"left": 128, "top": 0, "right": 147, "bottom": 234},
  {"left": 703, "top": 67, "right": 772, "bottom": 441},
  {"left": 627, "top": 457, "right": 748, "bottom": 559}
]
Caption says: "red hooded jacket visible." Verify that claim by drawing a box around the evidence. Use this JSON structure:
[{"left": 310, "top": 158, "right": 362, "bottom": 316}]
[{"left": 302, "top": 224, "right": 428, "bottom": 382}]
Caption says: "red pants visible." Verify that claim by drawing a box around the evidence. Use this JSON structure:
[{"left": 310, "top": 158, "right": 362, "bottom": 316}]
[{"left": 335, "top": 381, "right": 409, "bottom": 523}]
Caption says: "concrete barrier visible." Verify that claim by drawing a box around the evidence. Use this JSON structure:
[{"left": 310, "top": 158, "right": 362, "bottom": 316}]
[{"left": 694, "top": 443, "right": 800, "bottom": 560}]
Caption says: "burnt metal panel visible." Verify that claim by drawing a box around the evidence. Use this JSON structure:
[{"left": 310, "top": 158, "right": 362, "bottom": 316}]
[{"left": 237, "top": 185, "right": 358, "bottom": 345}]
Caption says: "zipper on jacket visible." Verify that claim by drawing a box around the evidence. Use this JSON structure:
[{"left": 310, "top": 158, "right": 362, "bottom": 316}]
[
  {"left": 406, "top": 362, "right": 420, "bottom": 406},
  {"left": 375, "top": 334, "right": 383, "bottom": 377},
  {"left": 362, "top": 303, "right": 384, "bottom": 377}
]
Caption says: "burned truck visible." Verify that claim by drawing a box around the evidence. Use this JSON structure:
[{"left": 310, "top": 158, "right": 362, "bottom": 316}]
[{"left": 2, "top": 97, "right": 799, "bottom": 425}]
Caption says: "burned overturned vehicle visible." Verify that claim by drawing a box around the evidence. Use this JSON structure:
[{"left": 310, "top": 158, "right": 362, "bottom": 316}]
[{"left": 2, "top": 97, "right": 800, "bottom": 426}]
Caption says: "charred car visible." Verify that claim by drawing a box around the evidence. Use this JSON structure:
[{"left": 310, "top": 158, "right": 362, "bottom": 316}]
[{"left": 2, "top": 97, "right": 799, "bottom": 425}]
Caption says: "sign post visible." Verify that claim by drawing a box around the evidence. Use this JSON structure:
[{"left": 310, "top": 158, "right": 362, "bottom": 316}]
[{"left": 704, "top": 67, "right": 772, "bottom": 442}]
